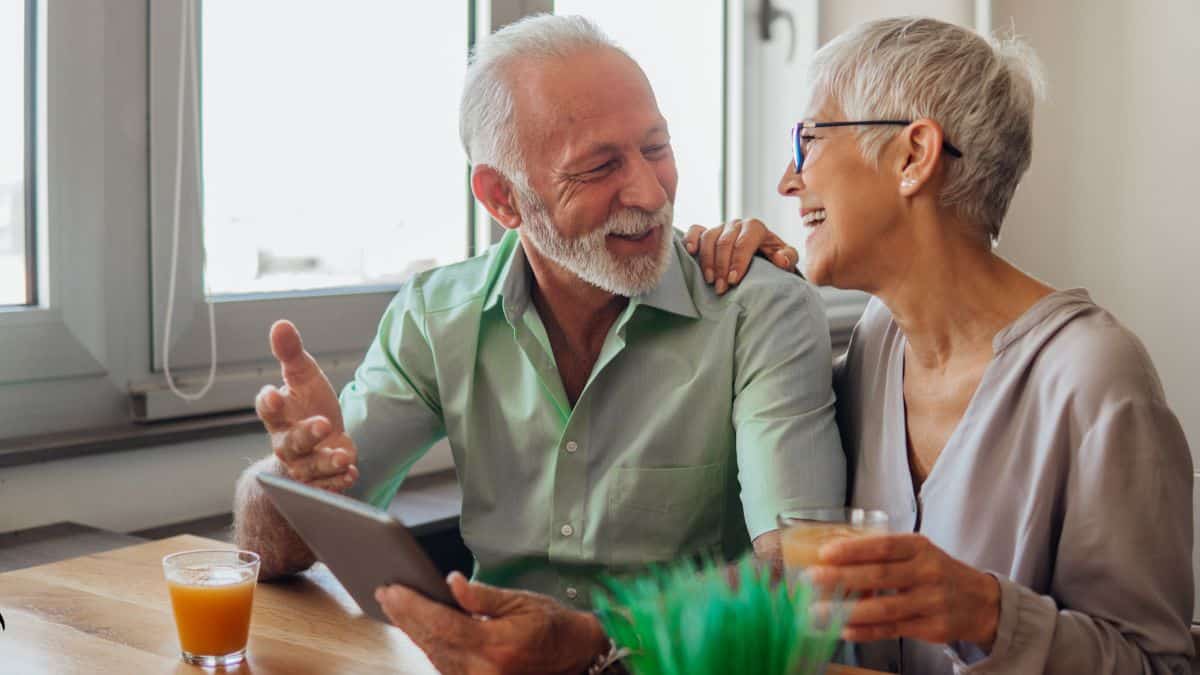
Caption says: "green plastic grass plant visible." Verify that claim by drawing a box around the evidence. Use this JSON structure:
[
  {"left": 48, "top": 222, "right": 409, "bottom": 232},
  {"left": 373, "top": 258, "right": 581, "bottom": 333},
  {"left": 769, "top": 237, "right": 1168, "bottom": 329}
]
[{"left": 593, "top": 556, "right": 845, "bottom": 675}]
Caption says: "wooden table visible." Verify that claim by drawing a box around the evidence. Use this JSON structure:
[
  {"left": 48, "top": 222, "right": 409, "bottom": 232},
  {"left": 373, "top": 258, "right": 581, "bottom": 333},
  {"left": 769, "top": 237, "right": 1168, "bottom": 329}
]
[{"left": 0, "top": 535, "right": 885, "bottom": 674}]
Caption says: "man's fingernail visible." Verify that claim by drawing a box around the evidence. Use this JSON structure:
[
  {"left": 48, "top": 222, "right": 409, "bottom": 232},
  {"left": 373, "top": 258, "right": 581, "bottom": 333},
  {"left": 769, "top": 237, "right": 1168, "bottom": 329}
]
[{"left": 704, "top": 269, "right": 714, "bottom": 284}]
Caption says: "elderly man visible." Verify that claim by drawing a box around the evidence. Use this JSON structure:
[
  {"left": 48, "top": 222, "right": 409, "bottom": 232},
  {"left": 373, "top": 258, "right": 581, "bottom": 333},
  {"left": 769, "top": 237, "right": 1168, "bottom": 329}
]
[{"left": 233, "top": 13, "right": 843, "bottom": 673}]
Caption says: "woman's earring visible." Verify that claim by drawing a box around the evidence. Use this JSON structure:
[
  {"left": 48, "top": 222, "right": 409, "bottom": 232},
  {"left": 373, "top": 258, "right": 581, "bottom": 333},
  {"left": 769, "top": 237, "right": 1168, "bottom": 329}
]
[{"left": 900, "top": 177, "right": 917, "bottom": 190}]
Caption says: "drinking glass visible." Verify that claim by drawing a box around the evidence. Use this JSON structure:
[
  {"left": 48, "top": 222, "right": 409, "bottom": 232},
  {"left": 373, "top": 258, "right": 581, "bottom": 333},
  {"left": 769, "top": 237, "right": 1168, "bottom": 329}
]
[
  {"left": 778, "top": 507, "right": 889, "bottom": 574},
  {"left": 162, "top": 549, "right": 260, "bottom": 667}
]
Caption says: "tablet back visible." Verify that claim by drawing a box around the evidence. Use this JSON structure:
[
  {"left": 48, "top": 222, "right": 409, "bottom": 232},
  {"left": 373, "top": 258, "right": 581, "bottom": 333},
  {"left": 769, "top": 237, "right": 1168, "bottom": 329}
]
[{"left": 256, "top": 472, "right": 458, "bottom": 621}]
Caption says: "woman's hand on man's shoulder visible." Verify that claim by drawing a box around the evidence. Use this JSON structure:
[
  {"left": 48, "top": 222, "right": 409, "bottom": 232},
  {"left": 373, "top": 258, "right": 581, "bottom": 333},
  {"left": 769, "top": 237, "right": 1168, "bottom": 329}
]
[{"left": 684, "top": 219, "right": 798, "bottom": 295}]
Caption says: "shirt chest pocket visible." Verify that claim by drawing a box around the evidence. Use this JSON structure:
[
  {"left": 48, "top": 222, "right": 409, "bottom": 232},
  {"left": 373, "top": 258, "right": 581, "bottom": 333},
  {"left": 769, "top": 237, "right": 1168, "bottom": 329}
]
[{"left": 605, "top": 461, "right": 727, "bottom": 565}]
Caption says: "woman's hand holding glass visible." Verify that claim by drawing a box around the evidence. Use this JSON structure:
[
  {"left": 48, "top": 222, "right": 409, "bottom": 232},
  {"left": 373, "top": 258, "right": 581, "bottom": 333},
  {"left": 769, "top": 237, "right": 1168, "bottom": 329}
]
[{"left": 808, "top": 533, "right": 1001, "bottom": 649}]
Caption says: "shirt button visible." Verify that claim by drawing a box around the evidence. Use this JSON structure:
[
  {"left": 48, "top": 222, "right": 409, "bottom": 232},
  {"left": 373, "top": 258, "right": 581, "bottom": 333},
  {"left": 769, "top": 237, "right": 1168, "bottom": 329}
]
[
  {"left": 560, "top": 524, "right": 574, "bottom": 537},
  {"left": 565, "top": 587, "right": 578, "bottom": 599},
  {"left": 565, "top": 441, "right": 579, "bottom": 453}
]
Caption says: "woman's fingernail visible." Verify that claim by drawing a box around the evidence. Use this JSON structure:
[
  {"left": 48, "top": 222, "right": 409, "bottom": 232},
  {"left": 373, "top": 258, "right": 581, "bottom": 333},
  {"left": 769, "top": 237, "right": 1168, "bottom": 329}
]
[
  {"left": 716, "top": 280, "right": 727, "bottom": 295},
  {"left": 728, "top": 270, "right": 739, "bottom": 284},
  {"left": 704, "top": 268, "right": 714, "bottom": 284}
]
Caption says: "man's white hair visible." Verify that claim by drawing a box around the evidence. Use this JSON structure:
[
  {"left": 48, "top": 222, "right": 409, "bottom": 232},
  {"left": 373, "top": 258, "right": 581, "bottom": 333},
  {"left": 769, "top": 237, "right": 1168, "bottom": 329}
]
[
  {"left": 459, "top": 14, "right": 619, "bottom": 184},
  {"left": 810, "top": 17, "right": 1045, "bottom": 244}
]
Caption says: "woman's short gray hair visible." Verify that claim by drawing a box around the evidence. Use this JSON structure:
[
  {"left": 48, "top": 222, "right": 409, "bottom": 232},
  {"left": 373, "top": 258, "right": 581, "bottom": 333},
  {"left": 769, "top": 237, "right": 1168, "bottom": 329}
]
[
  {"left": 459, "top": 14, "right": 618, "bottom": 183},
  {"left": 810, "top": 17, "right": 1045, "bottom": 244}
]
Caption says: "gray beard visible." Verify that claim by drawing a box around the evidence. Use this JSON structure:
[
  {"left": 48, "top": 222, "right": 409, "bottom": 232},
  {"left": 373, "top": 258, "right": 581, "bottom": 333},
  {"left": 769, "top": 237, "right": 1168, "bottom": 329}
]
[{"left": 516, "top": 187, "right": 674, "bottom": 297}]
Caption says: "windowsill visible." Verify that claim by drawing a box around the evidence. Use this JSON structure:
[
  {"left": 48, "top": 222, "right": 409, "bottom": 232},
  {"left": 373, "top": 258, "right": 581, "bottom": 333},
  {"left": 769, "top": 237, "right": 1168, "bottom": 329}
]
[{"left": 0, "top": 411, "right": 263, "bottom": 468}]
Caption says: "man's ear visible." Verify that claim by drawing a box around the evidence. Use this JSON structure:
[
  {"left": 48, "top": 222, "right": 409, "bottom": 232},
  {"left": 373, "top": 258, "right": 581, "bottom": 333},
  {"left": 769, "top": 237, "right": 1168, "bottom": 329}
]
[{"left": 472, "top": 165, "right": 523, "bottom": 231}]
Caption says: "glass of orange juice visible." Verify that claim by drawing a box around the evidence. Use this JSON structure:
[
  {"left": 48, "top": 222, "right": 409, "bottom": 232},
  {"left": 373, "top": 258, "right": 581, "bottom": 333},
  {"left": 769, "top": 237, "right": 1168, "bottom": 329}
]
[
  {"left": 778, "top": 508, "right": 889, "bottom": 577},
  {"left": 162, "top": 549, "right": 260, "bottom": 667}
]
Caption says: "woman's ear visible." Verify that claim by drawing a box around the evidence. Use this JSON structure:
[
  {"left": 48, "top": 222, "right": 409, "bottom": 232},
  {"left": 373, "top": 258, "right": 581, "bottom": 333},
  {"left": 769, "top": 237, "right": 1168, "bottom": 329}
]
[
  {"left": 471, "top": 165, "right": 523, "bottom": 230},
  {"left": 896, "top": 118, "right": 946, "bottom": 196}
]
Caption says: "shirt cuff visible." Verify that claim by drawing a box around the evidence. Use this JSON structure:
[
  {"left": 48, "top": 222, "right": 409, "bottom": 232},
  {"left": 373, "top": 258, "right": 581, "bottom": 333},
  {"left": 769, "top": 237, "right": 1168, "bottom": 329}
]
[{"left": 947, "top": 573, "right": 1057, "bottom": 674}]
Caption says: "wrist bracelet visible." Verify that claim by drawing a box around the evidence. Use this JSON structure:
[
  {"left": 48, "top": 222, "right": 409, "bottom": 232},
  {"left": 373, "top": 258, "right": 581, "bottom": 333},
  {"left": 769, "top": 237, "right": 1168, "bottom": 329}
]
[{"left": 586, "top": 639, "right": 629, "bottom": 675}]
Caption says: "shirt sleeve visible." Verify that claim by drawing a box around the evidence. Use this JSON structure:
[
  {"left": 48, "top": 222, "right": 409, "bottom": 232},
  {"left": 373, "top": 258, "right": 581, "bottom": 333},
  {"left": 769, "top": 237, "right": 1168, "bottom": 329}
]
[
  {"left": 340, "top": 280, "right": 447, "bottom": 509},
  {"left": 952, "top": 399, "right": 1194, "bottom": 675},
  {"left": 731, "top": 274, "right": 847, "bottom": 539}
]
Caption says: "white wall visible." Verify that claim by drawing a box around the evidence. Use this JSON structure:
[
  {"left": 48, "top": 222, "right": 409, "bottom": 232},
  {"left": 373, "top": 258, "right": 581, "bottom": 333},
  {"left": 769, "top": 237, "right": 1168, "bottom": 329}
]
[
  {"left": 0, "top": 437, "right": 453, "bottom": 534},
  {"left": 0, "top": 435, "right": 265, "bottom": 534},
  {"left": 819, "top": 0, "right": 974, "bottom": 43},
  {"left": 991, "top": 0, "right": 1200, "bottom": 618}
]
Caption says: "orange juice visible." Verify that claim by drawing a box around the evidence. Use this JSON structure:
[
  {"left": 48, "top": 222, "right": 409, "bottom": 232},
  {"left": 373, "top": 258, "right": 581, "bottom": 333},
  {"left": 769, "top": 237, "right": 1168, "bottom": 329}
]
[
  {"left": 781, "top": 523, "right": 867, "bottom": 569},
  {"left": 167, "top": 569, "right": 256, "bottom": 656},
  {"left": 162, "top": 549, "right": 260, "bottom": 665}
]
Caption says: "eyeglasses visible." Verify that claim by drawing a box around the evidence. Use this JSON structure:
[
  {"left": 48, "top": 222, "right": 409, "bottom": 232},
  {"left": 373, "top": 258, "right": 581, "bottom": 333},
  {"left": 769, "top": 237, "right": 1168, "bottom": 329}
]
[{"left": 790, "top": 120, "right": 964, "bottom": 172}]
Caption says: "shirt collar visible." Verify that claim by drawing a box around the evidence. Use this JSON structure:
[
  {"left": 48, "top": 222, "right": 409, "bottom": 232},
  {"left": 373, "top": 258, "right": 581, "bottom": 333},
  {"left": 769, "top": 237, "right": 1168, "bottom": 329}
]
[
  {"left": 482, "top": 231, "right": 701, "bottom": 322},
  {"left": 482, "top": 231, "right": 529, "bottom": 322},
  {"left": 634, "top": 239, "right": 701, "bottom": 319}
]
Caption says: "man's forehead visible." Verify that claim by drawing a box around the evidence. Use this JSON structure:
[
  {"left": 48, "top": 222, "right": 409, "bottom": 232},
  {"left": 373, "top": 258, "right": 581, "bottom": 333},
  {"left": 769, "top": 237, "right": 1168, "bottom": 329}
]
[{"left": 508, "top": 48, "right": 665, "bottom": 147}]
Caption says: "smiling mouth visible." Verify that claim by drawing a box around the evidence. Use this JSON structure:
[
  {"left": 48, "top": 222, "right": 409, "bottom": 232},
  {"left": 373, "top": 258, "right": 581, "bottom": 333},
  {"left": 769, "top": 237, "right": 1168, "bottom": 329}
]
[
  {"left": 609, "top": 225, "right": 657, "bottom": 242},
  {"left": 802, "top": 209, "right": 827, "bottom": 227}
]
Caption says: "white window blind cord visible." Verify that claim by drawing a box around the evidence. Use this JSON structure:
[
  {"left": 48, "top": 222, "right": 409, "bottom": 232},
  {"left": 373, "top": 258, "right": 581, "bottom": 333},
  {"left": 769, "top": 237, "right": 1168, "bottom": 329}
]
[{"left": 163, "top": 0, "right": 217, "bottom": 401}]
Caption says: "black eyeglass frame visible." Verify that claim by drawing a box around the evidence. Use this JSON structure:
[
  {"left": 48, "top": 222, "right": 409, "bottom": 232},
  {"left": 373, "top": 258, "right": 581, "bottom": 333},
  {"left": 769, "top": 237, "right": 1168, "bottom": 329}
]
[{"left": 790, "top": 120, "right": 963, "bottom": 172}]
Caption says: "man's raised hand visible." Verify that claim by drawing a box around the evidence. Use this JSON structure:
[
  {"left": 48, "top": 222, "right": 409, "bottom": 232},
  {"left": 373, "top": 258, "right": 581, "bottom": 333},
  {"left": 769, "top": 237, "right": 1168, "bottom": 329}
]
[{"left": 255, "top": 320, "right": 359, "bottom": 492}]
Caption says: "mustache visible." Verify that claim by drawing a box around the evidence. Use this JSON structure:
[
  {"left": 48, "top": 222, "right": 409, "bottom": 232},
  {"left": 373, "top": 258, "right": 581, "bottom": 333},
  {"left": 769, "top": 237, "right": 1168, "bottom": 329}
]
[{"left": 603, "top": 203, "right": 674, "bottom": 236}]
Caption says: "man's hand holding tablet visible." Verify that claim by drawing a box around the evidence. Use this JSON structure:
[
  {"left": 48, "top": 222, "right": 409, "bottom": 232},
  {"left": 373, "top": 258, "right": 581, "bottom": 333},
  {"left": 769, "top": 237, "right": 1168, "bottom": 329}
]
[{"left": 375, "top": 572, "right": 611, "bottom": 675}]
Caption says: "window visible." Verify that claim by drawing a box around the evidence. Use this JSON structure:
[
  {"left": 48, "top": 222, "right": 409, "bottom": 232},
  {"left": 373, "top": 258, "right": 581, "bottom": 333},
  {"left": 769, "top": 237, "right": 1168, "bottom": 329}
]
[
  {"left": 0, "top": 1, "right": 484, "bottom": 438},
  {"left": 200, "top": 2, "right": 470, "bottom": 298},
  {"left": 0, "top": 1, "right": 29, "bottom": 307},
  {"left": 143, "top": 1, "right": 475, "bottom": 412}
]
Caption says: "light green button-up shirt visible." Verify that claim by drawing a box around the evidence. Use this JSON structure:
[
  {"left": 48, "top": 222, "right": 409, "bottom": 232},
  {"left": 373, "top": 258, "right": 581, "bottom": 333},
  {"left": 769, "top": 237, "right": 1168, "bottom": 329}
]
[{"left": 341, "top": 230, "right": 844, "bottom": 606}]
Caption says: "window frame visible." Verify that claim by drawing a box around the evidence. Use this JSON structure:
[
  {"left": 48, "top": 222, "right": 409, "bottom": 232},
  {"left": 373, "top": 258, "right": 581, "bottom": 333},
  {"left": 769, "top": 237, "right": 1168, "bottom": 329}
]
[
  {"left": 0, "top": 0, "right": 156, "bottom": 440},
  {"left": 19, "top": 0, "right": 37, "bottom": 307}
]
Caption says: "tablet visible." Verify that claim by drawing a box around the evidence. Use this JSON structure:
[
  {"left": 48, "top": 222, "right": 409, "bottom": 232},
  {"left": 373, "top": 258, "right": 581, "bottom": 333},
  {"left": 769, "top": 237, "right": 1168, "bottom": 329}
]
[{"left": 256, "top": 472, "right": 461, "bottom": 621}]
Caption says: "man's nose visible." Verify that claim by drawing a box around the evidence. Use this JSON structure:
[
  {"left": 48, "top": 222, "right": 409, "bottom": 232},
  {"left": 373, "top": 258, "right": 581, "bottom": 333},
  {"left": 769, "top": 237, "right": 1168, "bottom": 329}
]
[
  {"left": 619, "top": 157, "right": 669, "bottom": 213},
  {"left": 777, "top": 160, "right": 805, "bottom": 197}
]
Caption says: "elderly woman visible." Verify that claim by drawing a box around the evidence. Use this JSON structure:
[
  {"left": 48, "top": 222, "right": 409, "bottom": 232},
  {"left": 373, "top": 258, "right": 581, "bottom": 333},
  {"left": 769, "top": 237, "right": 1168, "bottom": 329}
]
[{"left": 688, "top": 16, "right": 1194, "bottom": 675}]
